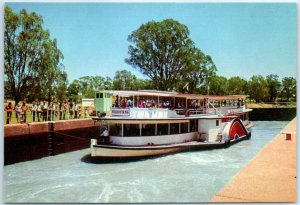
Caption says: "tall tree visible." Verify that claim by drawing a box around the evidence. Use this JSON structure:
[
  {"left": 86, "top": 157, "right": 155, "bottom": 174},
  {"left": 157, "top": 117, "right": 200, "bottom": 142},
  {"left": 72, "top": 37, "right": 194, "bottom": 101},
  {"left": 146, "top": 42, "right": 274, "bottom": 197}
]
[
  {"left": 266, "top": 74, "right": 281, "bottom": 102},
  {"left": 53, "top": 70, "right": 68, "bottom": 101},
  {"left": 227, "top": 76, "right": 247, "bottom": 95},
  {"left": 39, "top": 39, "right": 65, "bottom": 102},
  {"left": 67, "top": 79, "right": 81, "bottom": 100},
  {"left": 207, "top": 75, "right": 228, "bottom": 95},
  {"left": 126, "top": 19, "right": 215, "bottom": 91},
  {"left": 247, "top": 75, "right": 268, "bottom": 102},
  {"left": 103, "top": 77, "right": 113, "bottom": 90},
  {"left": 113, "top": 70, "right": 139, "bottom": 90},
  {"left": 177, "top": 49, "right": 217, "bottom": 94},
  {"left": 67, "top": 75, "right": 113, "bottom": 99},
  {"left": 4, "top": 6, "right": 65, "bottom": 103},
  {"left": 281, "top": 77, "right": 296, "bottom": 101}
]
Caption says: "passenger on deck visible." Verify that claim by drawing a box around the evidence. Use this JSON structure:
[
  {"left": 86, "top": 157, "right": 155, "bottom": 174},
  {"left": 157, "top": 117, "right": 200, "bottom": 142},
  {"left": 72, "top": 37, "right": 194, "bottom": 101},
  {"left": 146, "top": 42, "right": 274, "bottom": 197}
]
[
  {"left": 163, "top": 101, "right": 170, "bottom": 108},
  {"left": 101, "top": 128, "right": 109, "bottom": 137},
  {"left": 237, "top": 99, "right": 241, "bottom": 108},
  {"left": 100, "top": 127, "right": 109, "bottom": 144},
  {"left": 177, "top": 102, "right": 182, "bottom": 109},
  {"left": 121, "top": 99, "right": 126, "bottom": 108},
  {"left": 127, "top": 99, "right": 132, "bottom": 107},
  {"left": 158, "top": 103, "right": 163, "bottom": 108},
  {"left": 138, "top": 99, "right": 143, "bottom": 108}
]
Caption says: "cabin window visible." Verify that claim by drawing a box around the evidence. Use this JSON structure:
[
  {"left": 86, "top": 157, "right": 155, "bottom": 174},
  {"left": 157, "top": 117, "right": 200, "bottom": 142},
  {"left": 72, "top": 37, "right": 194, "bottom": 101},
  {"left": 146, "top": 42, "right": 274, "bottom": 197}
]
[
  {"left": 109, "top": 124, "right": 122, "bottom": 136},
  {"left": 190, "top": 120, "right": 195, "bottom": 132},
  {"left": 216, "top": 120, "right": 219, "bottom": 126},
  {"left": 170, "top": 123, "right": 179, "bottom": 135},
  {"left": 142, "top": 124, "right": 155, "bottom": 136},
  {"left": 180, "top": 123, "right": 188, "bottom": 134},
  {"left": 123, "top": 124, "right": 140, "bottom": 137},
  {"left": 190, "top": 119, "right": 198, "bottom": 132},
  {"left": 157, "top": 123, "right": 169, "bottom": 135}
]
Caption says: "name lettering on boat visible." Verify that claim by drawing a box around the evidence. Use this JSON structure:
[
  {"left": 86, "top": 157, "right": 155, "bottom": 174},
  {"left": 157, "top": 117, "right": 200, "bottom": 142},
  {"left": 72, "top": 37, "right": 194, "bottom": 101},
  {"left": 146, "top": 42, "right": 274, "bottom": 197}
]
[{"left": 111, "top": 108, "right": 130, "bottom": 116}]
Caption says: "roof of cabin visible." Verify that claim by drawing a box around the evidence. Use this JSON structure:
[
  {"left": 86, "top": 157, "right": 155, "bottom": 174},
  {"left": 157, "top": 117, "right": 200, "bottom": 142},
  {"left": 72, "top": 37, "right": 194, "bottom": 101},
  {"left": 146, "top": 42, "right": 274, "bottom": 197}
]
[
  {"left": 176, "top": 93, "right": 248, "bottom": 100},
  {"left": 101, "top": 90, "right": 248, "bottom": 100}
]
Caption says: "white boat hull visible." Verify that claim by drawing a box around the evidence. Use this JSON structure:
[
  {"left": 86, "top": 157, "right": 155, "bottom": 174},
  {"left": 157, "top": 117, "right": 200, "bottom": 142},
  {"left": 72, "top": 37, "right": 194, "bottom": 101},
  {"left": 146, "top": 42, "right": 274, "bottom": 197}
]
[
  {"left": 90, "top": 118, "right": 253, "bottom": 158},
  {"left": 91, "top": 140, "right": 225, "bottom": 158}
]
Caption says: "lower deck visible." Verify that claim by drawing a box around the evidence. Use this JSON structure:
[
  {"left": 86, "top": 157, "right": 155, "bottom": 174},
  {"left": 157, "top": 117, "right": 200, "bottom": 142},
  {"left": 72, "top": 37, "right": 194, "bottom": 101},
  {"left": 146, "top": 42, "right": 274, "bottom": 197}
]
[{"left": 96, "top": 115, "right": 252, "bottom": 147}]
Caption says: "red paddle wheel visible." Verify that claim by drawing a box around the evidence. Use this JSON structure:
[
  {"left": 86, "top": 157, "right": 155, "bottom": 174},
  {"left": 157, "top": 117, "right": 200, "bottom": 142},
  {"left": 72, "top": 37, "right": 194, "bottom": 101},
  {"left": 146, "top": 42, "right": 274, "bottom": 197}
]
[{"left": 228, "top": 118, "right": 248, "bottom": 141}]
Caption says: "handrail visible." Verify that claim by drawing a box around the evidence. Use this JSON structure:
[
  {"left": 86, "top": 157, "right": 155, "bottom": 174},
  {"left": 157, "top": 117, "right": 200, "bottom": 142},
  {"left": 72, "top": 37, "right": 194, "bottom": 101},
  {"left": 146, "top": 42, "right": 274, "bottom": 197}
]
[{"left": 207, "top": 101, "right": 223, "bottom": 116}]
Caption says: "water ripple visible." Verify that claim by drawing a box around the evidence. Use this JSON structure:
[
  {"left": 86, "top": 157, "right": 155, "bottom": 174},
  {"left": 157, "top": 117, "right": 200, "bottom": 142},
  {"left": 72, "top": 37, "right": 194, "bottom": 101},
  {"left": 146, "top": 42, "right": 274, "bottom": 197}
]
[{"left": 4, "top": 121, "right": 288, "bottom": 203}]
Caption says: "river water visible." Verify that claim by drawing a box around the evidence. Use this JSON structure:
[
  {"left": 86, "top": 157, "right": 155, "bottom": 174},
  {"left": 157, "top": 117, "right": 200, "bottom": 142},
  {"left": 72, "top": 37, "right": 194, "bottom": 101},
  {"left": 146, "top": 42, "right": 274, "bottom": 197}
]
[{"left": 4, "top": 121, "right": 288, "bottom": 203}]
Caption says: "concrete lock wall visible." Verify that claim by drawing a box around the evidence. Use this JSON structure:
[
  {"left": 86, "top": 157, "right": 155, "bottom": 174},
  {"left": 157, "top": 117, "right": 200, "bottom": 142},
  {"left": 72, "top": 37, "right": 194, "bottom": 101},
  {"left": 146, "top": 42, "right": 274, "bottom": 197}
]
[
  {"left": 4, "top": 119, "right": 100, "bottom": 165},
  {"left": 249, "top": 108, "right": 296, "bottom": 121},
  {"left": 52, "top": 119, "right": 99, "bottom": 155}
]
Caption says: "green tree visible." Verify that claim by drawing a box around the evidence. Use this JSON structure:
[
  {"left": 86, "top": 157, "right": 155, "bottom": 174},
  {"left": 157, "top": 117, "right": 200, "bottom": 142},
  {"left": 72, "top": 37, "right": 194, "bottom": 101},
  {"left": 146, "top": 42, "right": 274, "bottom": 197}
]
[
  {"left": 207, "top": 75, "right": 228, "bottom": 95},
  {"left": 280, "top": 77, "right": 296, "bottom": 101},
  {"left": 177, "top": 50, "right": 217, "bottom": 94},
  {"left": 67, "top": 75, "right": 113, "bottom": 99},
  {"left": 227, "top": 76, "right": 247, "bottom": 95},
  {"left": 79, "top": 76, "right": 104, "bottom": 97},
  {"left": 39, "top": 39, "right": 65, "bottom": 102},
  {"left": 247, "top": 75, "right": 268, "bottom": 102},
  {"left": 4, "top": 6, "right": 65, "bottom": 103},
  {"left": 134, "top": 78, "right": 153, "bottom": 90},
  {"left": 53, "top": 70, "right": 68, "bottom": 101},
  {"left": 67, "top": 79, "right": 81, "bottom": 100},
  {"left": 113, "top": 70, "right": 139, "bottom": 90},
  {"left": 103, "top": 77, "right": 113, "bottom": 90},
  {"left": 266, "top": 74, "right": 281, "bottom": 102},
  {"left": 126, "top": 19, "right": 215, "bottom": 91}
]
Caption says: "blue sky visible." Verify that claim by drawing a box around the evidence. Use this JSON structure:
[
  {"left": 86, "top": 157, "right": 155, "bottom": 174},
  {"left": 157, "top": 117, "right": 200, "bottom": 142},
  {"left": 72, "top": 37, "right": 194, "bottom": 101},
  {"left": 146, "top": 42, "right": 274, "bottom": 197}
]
[{"left": 6, "top": 3, "right": 297, "bottom": 83}]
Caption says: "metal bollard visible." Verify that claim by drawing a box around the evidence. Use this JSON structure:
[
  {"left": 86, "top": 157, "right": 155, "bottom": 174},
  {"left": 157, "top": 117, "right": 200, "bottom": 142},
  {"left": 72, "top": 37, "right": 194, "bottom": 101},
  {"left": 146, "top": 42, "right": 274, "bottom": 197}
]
[{"left": 286, "top": 133, "right": 292, "bottom": 141}]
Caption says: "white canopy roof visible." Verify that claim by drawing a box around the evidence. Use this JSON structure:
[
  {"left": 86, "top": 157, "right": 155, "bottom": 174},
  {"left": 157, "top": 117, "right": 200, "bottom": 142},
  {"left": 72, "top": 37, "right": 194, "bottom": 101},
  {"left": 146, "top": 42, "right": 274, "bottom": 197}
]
[{"left": 101, "top": 90, "right": 248, "bottom": 100}]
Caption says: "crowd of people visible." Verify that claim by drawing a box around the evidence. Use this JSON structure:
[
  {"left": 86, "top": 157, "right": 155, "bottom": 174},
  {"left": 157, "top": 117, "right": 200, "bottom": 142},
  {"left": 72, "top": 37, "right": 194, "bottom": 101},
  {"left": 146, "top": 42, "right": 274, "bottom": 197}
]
[
  {"left": 112, "top": 97, "right": 245, "bottom": 111},
  {"left": 4, "top": 100, "right": 91, "bottom": 124},
  {"left": 113, "top": 97, "right": 173, "bottom": 109}
]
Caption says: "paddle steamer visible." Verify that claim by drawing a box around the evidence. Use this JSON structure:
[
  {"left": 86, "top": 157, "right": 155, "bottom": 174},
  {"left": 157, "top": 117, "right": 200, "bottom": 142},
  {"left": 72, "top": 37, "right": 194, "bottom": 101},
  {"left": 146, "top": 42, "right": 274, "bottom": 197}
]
[{"left": 91, "top": 90, "right": 253, "bottom": 158}]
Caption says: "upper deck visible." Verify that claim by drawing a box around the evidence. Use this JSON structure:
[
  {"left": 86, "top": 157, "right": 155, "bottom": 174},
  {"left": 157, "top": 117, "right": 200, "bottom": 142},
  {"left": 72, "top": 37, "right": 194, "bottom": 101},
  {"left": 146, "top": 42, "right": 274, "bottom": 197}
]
[{"left": 94, "top": 90, "right": 251, "bottom": 119}]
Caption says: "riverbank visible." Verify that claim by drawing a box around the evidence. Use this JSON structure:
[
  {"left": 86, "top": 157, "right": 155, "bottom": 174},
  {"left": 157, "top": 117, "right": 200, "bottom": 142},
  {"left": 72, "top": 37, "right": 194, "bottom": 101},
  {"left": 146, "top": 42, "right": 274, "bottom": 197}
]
[
  {"left": 210, "top": 117, "right": 297, "bottom": 202},
  {"left": 247, "top": 102, "right": 296, "bottom": 109}
]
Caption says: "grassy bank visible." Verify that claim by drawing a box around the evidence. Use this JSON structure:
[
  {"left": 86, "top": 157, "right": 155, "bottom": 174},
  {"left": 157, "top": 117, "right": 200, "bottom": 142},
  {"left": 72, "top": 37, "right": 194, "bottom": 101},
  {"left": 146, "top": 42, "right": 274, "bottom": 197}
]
[{"left": 247, "top": 102, "right": 296, "bottom": 109}]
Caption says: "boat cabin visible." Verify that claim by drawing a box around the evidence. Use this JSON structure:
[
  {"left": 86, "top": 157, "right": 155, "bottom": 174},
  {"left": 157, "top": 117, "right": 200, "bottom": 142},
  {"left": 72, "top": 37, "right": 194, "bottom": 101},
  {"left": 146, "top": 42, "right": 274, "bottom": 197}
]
[{"left": 94, "top": 90, "right": 249, "bottom": 118}]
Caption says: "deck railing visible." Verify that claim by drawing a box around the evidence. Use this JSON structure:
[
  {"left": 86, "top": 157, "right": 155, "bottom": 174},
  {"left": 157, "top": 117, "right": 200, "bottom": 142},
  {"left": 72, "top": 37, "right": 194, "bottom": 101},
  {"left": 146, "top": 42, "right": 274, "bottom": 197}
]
[{"left": 110, "top": 104, "right": 247, "bottom": 118}]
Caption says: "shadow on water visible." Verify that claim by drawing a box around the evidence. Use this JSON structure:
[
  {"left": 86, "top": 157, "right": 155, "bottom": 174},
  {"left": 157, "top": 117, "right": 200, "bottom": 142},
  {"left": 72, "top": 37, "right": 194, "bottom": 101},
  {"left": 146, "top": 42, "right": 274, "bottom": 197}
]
[{"left": 81, "top": 153, "right": 162, "bottom": 164}]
